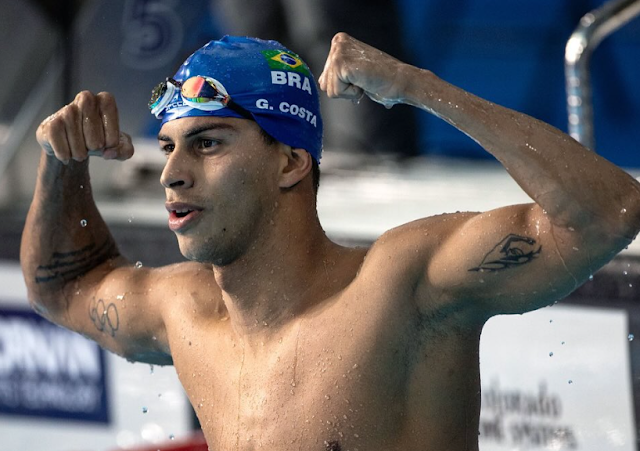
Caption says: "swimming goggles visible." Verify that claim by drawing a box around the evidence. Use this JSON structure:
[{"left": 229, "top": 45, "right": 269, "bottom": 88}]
[{"left": 149, "top": 75, "right": 253, "bottom": 120}]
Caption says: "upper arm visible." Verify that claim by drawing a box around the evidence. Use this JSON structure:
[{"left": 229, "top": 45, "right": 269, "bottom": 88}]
[
  {"left": 401, "top": 203, "right": 625, "bottom": 321},
  {"left": 43, "top": 257, "right": 216, "bottom": 365}
]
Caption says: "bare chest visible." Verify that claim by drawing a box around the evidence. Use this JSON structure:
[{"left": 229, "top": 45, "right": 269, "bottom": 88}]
[{"left": 168, "top": 293, "right": 482, "bottom": 451}]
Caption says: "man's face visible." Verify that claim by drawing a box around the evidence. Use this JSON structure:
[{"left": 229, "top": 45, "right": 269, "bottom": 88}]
[{"left": 158, "top": 116, "right": 282, "bottom": 265}]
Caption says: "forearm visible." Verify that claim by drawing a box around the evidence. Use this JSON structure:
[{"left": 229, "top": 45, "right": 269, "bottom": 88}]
[
  {"left": 400, "top": 65, "right": 640, "bottom": 238},
  {"left": 20, "top": 153, "right": 121, "bottom": 310}
]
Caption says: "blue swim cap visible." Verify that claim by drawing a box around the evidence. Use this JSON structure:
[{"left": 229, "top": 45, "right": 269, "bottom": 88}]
[{"left": 154, "top": 36, "right": 323, "bottom": 162}]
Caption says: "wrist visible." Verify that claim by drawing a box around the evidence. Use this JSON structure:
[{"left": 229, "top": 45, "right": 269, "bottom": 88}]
[
  {"left": 399, "top": 66, "right": 437, "bottom": 106},
  {"left": 36, "top": 151, "right": 92, "bottom": 197}
]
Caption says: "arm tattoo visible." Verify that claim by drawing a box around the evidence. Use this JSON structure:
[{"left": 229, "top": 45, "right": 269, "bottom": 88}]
[
  {"left": 89, "top": 297, "right": 120, "bottom": 337},
  {"left": 469, "top": 233, "right": 541, "bottom": 272},
  {"left": 35, "top": 238, "right": 118, "bottom": 283}
]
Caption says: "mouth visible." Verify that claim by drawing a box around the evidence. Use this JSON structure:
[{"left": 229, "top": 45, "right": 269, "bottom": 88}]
[{"left": 166, "top": 202, "right": 204, "bottom": 232}]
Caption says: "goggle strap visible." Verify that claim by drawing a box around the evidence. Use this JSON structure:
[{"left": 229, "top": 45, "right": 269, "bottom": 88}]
[{"left": 227, "top": 100, "right": 254, "bottom": 120}]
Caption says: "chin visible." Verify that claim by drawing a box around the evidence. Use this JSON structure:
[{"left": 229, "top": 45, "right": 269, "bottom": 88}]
[{"left": 176, "top": 235, "right": 238, "bottom": 266}]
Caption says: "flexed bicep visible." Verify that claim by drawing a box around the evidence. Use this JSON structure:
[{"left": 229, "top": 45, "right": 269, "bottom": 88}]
[
  {"left": 468, "top": 233, "right": 542, "bottom": 272},
  {"left": 415, "top": 204, "right": 606, "bottom": 321}
]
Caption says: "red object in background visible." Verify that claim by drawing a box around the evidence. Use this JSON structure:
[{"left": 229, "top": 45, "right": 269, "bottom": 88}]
[{"left": 111, "top": 432, "right": 208, "bottom": 451}]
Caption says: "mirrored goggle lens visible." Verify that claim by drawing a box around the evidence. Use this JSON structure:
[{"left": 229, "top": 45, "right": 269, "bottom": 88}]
[
  {"left": 181, "top": 76, "right": 227, "bottom": 105},
  {"left": 149, "top": 81, "right": 168, "bottom": 109},
  {"left": 148, "top": 79, "right": 178, "bottom": 118}
]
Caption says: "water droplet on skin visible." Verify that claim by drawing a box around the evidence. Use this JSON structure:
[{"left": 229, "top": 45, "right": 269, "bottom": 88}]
[
  {"left": 152, "top": 335, "right": 157, "bottom": 341},
  {"left": 135, "top": 261, "right": 143, "bottom": 269},
  {"left": 142, "top": 406, "right": 148, "bottom": 413},
  {"left": 621, "top": 208, "right": 627, "bottom": 214},
  {"left": 80, "top": 185, "right": 84, "bottom": 189},
  {"left": 116, "top": 294, "right": 124, "bottom": 300},
  {"left": 80, "top": 219, "right": 87, "bottom": 227},
  {"left": 629, "top": 334, "right": 635, "bottom": 342},
  {"left": 588, "top": 275, "right": 594, "bottom": 281}
]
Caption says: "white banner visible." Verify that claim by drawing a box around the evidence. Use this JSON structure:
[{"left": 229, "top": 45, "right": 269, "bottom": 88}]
[{"left": 479, "top": 305, "right": 635, "bottom": 450}]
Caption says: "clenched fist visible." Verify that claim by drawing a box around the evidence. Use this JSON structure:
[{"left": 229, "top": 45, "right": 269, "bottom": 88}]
[
  {"left": 318, "top": 32, "right": 411, "bottom": 107},
  {"left": 36, "top": 91, "right": 134, "bottom": 164}
]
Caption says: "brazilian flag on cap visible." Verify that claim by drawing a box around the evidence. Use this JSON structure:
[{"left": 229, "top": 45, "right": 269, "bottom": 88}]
[{"left": 263, "top": 50, "right": 310, "bottom": 76}]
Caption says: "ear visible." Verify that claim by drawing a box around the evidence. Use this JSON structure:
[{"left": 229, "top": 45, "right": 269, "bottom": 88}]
[{"left": 278, "top": 147, "right": 313, "bottom": 189}]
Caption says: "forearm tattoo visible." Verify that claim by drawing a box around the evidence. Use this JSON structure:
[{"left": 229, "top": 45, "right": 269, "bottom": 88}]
[
  {"left": 469, "top": 233, "right": 541, "bottom": 272},
  {"left": 35, "top": 238, "right": 118, "bottom": 283},
  {"left": 89, "top": 297, "right": 120, "bottom": 337}
]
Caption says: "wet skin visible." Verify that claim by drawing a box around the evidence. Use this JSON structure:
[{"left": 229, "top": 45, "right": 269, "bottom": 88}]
[
  {"left": 152, "top": 116, "right": 483, "bottom": 450},
  {"left": 25, "top": 110, "right": 637, "bottom": 451},
  {"left": 23, "top": 33, "right": 640, "bottom": 451},
  {"left": 29, "top": 114, "right": 487, "bottom": 450},
  {"left": 164, "top": 247, "right": 483, "bottom": 451}
]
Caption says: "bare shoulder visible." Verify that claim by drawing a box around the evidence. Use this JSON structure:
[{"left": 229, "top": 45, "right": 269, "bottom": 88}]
[
  {"left": 61, "top": 259, "right": 222, "bottom": 365},
  {"left": 363, "top": 211, "right": 479, "bottom": 270},
  {"left": 144, "top": 261, "right": 224, "bottom": 318},
  {"left": 94, "top": 260, "right": 217, "bottom": 301},
  {"left": 355, "top": 211, "right": 484, "bottom": 326}
]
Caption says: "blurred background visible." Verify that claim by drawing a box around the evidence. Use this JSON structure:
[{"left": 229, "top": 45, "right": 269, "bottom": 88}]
[{"left": 0, "top": 0, "right": 639, "bottom": 450}]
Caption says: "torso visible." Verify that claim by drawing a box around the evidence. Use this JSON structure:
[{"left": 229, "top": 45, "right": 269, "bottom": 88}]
[{"left": 164, "top": 242, "right": 485, "bottom": 451}]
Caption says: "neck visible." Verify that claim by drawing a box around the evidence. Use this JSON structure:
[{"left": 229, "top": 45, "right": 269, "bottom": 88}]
[{"left": 213, "top": 206, "right": 342, "bottom": 341}]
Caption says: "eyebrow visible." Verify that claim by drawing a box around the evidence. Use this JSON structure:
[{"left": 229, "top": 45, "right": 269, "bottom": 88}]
[{"left": 157, "top": 123, "right": 238, "bottom": 142}]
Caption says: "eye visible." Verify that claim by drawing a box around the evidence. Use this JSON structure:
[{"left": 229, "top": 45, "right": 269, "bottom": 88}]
[
  {"left": 197, "top": 138, "right": 221, "bottom": 152},
  {"left": 160, "top": 143, "right": 175, "bottom": 156}
]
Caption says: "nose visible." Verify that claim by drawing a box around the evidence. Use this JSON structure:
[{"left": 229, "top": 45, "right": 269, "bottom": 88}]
[{"left": 160, "top": 151, "right": 195, "bottom": 189}]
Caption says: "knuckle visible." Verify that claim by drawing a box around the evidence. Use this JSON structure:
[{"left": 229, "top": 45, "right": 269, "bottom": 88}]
[
  {"left": 96, "top": 91, "right": 114, "bottom": 101},
  {"left": 333, "top": 32, "right": 349, "bottom": 44},
  {"left": 39, "top": 112, "right": 58, "bottom": 131},
  {"left": 76, "top": 93, "right": 97, "bottom": 113},
  {"left": 97, "top": 91, "right": 117, "bottom": 109},
  {"left": 60, "top": 103, "right": 79, "bottom": 121},
  {"left": 48, "top": 117, "right": 65, "bottom": 134},
  {"left": 74, "top": 90, "right": 94, "bottom": 105}
]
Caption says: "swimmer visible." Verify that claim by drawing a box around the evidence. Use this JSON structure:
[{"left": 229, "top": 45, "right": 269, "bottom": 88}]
[{"left": 21, "top": 33, "right": 640, "bottom": 450}]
